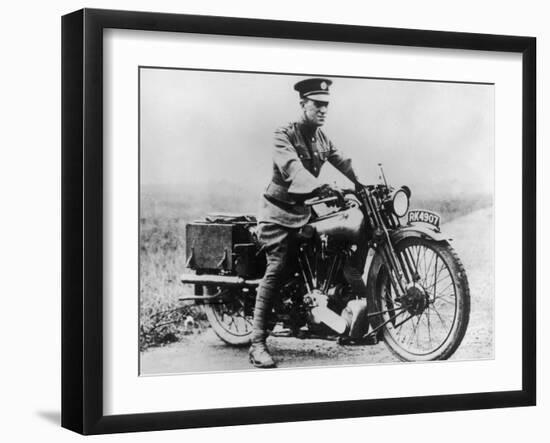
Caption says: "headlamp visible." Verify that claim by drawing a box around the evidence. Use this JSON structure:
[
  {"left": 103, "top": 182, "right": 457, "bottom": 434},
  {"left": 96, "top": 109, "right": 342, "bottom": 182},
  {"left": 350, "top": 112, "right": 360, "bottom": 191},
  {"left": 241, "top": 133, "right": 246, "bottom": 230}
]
[{"left": 391, "top": 186, "right": 411, "bottom": 217}]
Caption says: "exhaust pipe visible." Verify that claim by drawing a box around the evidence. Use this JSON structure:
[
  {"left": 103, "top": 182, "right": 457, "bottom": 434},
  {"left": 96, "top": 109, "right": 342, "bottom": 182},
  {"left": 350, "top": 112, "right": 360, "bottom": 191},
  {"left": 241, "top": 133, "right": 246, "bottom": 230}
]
[
  {"left": 179, "top": 273, "right": 260, "bottom": 302},
  {"left": 180, "top": 273, "right": 261, "bottom": 287},
  {"left": 179, "top": 293, "right": 223, "bottom": 302}
]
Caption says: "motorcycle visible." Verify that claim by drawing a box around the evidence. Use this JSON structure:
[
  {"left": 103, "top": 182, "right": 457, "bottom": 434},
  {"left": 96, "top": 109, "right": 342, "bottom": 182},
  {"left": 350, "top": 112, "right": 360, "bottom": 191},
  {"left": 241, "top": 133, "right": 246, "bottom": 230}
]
[{"left": 179, "top": 167, "right": 470, "bottom": 361}]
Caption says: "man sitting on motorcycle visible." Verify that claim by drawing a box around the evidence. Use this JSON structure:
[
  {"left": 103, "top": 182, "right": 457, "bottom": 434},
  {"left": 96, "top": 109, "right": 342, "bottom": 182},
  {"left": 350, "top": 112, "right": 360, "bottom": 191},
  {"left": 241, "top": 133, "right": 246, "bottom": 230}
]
[{"left": 250, "top": 77, "right": 367, "bottom": 368}]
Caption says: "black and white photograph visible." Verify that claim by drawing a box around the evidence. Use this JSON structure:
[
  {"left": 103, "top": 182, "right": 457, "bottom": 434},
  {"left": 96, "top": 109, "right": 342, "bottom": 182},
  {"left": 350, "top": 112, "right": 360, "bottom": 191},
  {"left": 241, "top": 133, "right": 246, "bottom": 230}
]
[
  {"left": 138, "top": 68, "right": 494, "bottom": 374},
  {"left": 1, "top": 0, "right": 546, "bottom": 439}
]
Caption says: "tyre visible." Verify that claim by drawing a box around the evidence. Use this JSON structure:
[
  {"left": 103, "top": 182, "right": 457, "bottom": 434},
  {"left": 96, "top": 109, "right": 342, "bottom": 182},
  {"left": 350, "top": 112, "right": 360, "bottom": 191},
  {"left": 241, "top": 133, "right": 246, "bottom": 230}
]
[
  {"left": 201, "top": 285, "right": 254, "bottom": 346},
  {"left": 366, "top": 237, "right": 470, "bottom": 361}
]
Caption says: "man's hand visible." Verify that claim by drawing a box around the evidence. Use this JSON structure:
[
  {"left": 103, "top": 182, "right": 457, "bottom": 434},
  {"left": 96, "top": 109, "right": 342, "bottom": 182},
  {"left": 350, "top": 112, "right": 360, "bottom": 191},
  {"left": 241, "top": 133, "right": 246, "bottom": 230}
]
[
  {"left": 314, "top": 184, "right": 334, "bottom": 199},
  {"left": 314, "top": 184, "right": 345, "bottom": 207}
]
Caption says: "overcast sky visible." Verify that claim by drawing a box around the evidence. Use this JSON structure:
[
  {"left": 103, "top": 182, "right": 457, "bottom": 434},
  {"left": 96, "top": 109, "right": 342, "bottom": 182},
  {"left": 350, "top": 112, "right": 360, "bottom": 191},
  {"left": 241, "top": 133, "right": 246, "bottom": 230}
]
[{"left": 140, "top": 68, "right": 494, "bottom": 197}]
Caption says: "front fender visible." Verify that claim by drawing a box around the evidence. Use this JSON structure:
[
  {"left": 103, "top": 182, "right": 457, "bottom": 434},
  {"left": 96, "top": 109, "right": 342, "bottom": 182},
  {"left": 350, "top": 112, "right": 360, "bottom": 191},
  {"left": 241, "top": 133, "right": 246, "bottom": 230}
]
[{"left": 390, "top": 224, "right": 451, "bottom": 244}]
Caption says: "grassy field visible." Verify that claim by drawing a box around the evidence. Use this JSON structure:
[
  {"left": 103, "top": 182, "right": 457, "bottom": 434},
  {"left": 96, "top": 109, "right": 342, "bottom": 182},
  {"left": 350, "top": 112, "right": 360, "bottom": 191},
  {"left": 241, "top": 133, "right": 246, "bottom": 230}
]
[
  {"left": 139, "top": 184, "right": 492, "bottom": 350},
  {"left": 139, "top": 183, "right": 259, "bottom": 349}
]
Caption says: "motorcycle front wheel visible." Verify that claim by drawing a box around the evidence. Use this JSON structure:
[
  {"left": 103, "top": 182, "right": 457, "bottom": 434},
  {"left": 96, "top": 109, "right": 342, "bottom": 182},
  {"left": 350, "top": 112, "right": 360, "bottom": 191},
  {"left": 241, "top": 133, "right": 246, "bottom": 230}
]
[
  {"left": 200, "top": 284, "right": 254, "bottom": 346},
  {"left": 367, "top": 237, "right": 470, "bottom": 361}
]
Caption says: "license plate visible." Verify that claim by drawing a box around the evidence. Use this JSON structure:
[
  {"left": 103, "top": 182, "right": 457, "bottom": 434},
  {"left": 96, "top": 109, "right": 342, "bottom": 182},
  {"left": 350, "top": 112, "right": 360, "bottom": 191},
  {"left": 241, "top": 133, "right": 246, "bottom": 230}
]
[{"left": 407, "top": 210, "right": 441, "bottom": 229}]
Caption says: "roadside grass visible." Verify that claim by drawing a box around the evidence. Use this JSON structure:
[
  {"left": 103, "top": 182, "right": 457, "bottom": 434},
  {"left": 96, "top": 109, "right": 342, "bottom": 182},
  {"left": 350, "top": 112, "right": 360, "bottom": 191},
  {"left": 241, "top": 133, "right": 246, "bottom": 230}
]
[
  {"left": 139, "top": 186, "right": 492, "bottom": 350},
  {"left": 139, "top": 216, "right": 198, "bottom": 350}
]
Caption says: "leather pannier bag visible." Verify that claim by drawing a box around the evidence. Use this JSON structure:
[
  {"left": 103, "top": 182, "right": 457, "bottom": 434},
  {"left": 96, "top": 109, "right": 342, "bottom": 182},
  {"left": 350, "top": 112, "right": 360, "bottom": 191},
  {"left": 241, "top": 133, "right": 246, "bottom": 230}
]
[{"left": 185, "top": 214, "right": 265, "bottom": 278}]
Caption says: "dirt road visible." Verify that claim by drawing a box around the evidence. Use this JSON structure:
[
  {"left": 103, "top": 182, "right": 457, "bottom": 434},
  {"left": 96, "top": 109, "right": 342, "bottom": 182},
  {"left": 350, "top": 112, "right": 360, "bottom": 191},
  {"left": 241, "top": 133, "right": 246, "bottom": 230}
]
[{"left": 140, "top": 207, "right": 493, "bottom": 375}]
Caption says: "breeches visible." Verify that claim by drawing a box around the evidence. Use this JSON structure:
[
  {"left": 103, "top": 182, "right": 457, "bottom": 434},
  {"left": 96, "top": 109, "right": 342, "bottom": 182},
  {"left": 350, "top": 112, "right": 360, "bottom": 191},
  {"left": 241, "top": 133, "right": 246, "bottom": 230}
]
[
  {"left": 257, "top": 223, "right": 298, "bottom": 300},
  {"left": 251, "top": 223, "right": 296, "bottom": 342}
]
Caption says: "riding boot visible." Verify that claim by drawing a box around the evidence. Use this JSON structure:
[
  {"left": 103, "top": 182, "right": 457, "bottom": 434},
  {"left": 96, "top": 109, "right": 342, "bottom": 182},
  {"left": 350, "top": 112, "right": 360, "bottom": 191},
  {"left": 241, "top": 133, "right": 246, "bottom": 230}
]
[
  {"left": 249, "top": 287, "right": 276, "bottom": 369},
  {"left": 249, "top": 340, "right": 276, "bottom": 369}
]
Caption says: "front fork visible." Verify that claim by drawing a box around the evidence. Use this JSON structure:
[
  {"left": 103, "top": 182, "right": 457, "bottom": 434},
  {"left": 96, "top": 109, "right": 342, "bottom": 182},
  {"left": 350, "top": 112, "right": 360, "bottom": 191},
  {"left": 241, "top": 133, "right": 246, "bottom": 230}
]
[
  {"left": 359, "top": 187, "right": 413, "bottom": 298},
  {"left": 373, "top": 233, "right": 417, "bottom": 300}
]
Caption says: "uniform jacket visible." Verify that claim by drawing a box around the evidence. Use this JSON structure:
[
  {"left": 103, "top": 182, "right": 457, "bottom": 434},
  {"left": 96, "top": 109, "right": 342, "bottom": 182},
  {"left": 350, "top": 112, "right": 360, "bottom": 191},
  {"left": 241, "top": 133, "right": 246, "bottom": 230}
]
[{"left": 259, "top": 120, "right": 357, "bottom": 228}]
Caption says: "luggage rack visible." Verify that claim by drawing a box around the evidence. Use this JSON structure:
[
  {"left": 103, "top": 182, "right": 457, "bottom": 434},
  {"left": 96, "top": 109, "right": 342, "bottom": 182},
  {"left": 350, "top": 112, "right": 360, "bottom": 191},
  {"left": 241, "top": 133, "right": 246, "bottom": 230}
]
[{"left": 202, "top": 213, "right": 257, "bottom": 224}]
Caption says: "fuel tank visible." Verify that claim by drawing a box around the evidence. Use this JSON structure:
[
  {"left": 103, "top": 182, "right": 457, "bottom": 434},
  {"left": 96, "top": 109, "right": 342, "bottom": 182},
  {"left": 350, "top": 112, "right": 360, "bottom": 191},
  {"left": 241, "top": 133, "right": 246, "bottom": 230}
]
[{"left": 308, "top": 205, "right": 364, "bottom": 242}]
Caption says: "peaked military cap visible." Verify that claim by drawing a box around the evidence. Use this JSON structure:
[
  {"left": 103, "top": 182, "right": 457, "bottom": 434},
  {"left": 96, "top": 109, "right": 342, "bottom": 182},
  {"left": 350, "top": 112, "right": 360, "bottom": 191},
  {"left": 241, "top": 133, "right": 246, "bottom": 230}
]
[{"left": 294, "top": 78, "right": 332, "bottom": 102}]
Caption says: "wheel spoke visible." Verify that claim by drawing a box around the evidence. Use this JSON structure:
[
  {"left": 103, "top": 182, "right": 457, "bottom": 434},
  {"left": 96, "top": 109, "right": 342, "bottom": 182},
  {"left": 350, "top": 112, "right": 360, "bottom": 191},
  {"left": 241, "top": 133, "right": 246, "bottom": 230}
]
[
  {"left": 434, "top": 253, "right": 443, "bottom": 281},
  {"left": 392, "top": 313, "right": 416, "bottom": 329},
  {"left": 425, "top": 309, "right": 432, "bottom": 345},
  {"left": 415, "top": 245, "right": 422, "bottom": 270},
  {"left": 432, "top": 284, "right": 455, "bottom": 300},
  {"left": 422, "top": 250, "right": 428, "bottom": 284},
  {"left": 433, "top": 295, "right": 455, "bottom": 307},
  {"left": 422, "top": 249, "right": 436, "bottom": 287},
  {"left": 397, "top": 318, "right": 406, "bottom": 336},
  {"left": 429, "top": 305, "right": 448, "bottom": 330},
  {"left": 370, "top": 306, "right": 409, "bottom": 336},
  {"left": 424, "top": 275, "right": 452, "bottom": 292},
  {"left": 409, "top": 315, "right": 422, "bottom": 347}
]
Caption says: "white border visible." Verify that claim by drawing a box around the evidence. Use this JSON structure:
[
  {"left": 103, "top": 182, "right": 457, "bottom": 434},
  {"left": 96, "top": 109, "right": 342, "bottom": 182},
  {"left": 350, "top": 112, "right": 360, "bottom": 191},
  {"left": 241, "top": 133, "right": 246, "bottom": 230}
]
[{"left": 103, "top": 29, "right": 522, "bottom": 415}]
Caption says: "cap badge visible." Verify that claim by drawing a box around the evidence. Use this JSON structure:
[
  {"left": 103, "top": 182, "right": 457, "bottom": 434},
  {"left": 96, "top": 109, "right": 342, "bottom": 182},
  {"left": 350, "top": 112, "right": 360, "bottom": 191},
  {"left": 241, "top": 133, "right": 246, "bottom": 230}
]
[{"left": 320, "top": 81, "right": 327, "bottom": 90}]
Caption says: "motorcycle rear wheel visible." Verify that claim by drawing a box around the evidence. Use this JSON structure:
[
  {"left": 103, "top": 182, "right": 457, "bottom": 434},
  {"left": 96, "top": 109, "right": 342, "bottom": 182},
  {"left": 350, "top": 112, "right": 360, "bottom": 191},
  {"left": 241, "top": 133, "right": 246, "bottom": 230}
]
[
  {"left": 367, "top": 237, "right": 470, "bottom": 361},
  {"left": 201, "top": 285, "right": 253, "bottom": 346}
]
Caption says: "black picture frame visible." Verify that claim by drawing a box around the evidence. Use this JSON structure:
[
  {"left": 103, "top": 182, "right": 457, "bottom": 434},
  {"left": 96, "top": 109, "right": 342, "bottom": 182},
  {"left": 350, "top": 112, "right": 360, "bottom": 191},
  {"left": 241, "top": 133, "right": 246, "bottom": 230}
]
[{"left": 61, "top": 8, "right": 536, "bottom": 435}]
